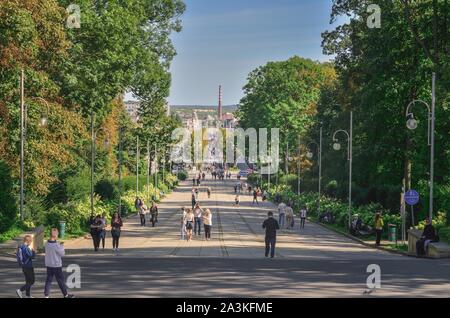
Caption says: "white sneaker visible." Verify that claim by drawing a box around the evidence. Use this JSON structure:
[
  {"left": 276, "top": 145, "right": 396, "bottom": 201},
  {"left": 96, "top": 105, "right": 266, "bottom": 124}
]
[
  {"left": 25, "top": 295, "right": 34, "bottom": 298},
  {"left": 16, "top": 289, "right": 23, "bottom": 298}
]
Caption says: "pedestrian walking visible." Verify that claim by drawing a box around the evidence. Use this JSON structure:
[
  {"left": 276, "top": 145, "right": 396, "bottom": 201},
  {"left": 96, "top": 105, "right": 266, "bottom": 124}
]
[
  {"left": 195, "top": 188, "right": 199, "bottom": 200},
  {"left": 262, "top": 190, "right": 268, "bottom": 201},
  {"left": 262, "top": 212, "right": 280, "bottom": 258},
  {"left": 180, "top": 207, "right": 187, "bottom": 240},
  {"left": 203, "top": 208, "right": 213, "bottom": 240},
  {"left": 99, "top": 213, "right": 107, "bottom": 250},
  {"left": 191, "top": 192, "right": 197, "bottom": 209},
  {"left": 139, "top": 202, "right": 147, "bottom": 226},
  {"left": 192, "top": 178, "right": 196, "bottom": 186},
  {"left": 248, "top": 185, "right": 252, "bottom": 196},
  {"left": 235, "top": 194, "right": 240, "bottom": 206},
  {"left": 234, "top": 184, "right": 237, "bottom": 194},
  {"left": 207, "top": 187, "right": 211, "bottom": 198},
  {"left": 150, "top": 202, "right": 159, "bottom": 227},
  {"left": 374, "top": 212, "right": 384, "bottom": 246},
  {"left": 300, "top": 206, "right": 307, "bottom": 229},
  {"left": 16, "top": 235, "right": 35, "bottom": 298},
  {"left": 193, "top": 203, "right": 203, "bottom": 235},
  {"left": 278, "top": 202, "right": 286, "bottom": 229},
  {"left": 252, "top": 189, "right": 259, "bottom": 205},
  {"left": 286, "top": 205, "right": 294, "bottom": 230},
  {"left": 111, "top": 212, "right": 123, "bottom": 253},
  {"left": 184, "top": 209, "right": 194, "bottom": 241},
  {"left": 202, "top": 172, "right": 206, "bottom": 180},
  {"left": 90, "top": 215, "right": 102, "bottom": 251},
  {"left": 44, "top": 228, "right": 74, "bottom": 298}
]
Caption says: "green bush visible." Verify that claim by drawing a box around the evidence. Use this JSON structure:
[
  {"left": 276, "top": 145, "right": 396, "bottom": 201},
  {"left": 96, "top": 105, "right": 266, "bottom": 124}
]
[
  {"left": 176, "top": 170, "right": 188, "bottom": 181},
  {"left": 66, "top": 168, "right": 92, "bottom": 202},
  {"left": 95, "top": 179, "right": 117, "bottom": 201},
  {"left": 437, "top": 227, "right": 450, "bottom": 244},
  {"left": 0, "top": 161, "right": 18, "bottom": 233}
]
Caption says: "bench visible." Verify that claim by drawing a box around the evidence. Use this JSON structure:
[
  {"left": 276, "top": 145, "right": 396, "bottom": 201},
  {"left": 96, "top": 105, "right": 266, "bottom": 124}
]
[
  {"left": 0, "top": 226, "right": 45, "bottom": 255},
  {"left": 408, "top": 228, "right": 450, "bottom": 259}
]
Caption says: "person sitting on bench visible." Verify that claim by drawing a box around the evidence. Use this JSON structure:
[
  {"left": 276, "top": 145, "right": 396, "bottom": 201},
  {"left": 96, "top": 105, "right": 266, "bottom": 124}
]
[{"left": 416, "top": 217, "right": 437, "bottom": 257}]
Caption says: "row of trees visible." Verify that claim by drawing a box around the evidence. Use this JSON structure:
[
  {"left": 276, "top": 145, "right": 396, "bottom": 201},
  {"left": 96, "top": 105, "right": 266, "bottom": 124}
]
[
  {"left": 0, "top": 0, "right": 186, "bottom": 234},
  {"left": 237, "top": 0, "right": 449, "bottom": 226}
]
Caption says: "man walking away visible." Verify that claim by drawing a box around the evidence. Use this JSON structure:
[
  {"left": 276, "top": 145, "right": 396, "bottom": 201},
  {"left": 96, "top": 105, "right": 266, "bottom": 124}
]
[
  {"left": 16, "top": 235, "right": 35, "bottom": 298},
  {"left": 262, "top": 212, "right": 280, "bottom": 258},
  {"left": 300, "top": 206, "right": 307, "bottom": 229},
  {"left": 278, "top": 202, "right": 286, "bottom": 229},
  {"left": 44, "top": 228, "right": 74, "bottom": 298},
  {"left": 207, "top": 187, "right": 211, "bottom": 199},
  {"left": 252, "top": 189, "right": 259, "bottom": 205}
]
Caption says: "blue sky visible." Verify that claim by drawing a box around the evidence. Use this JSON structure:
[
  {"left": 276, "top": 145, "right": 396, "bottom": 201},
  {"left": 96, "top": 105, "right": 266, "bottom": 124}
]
[{"left": 126, "top": 0, "right": 345, "bottom": 105}]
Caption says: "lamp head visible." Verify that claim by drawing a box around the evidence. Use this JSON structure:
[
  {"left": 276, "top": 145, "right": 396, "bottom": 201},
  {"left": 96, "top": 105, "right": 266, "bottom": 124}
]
[
  {"left": 333, "top": 142, "right": 341, "bottom": 151},
  {"left": 406, "top": 117, "right": 418, "bottom": 130},
  {"left": 39, "top": 115, "right": 48, "bottom": 127}
]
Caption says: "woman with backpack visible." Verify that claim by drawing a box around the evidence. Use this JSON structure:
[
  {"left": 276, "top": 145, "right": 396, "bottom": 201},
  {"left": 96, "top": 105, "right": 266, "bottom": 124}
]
[
  {"left": 16, "top": 235, "right": 36, "bottom": 298},
  {"left": 150, "top": 202, "right": 159, "bottom": 227},
  {"left": 111, "top": 212, "right": 123, "bottom": 253},
  {"left": 184, "top": 208, "right": 195, "bottom": 241}
]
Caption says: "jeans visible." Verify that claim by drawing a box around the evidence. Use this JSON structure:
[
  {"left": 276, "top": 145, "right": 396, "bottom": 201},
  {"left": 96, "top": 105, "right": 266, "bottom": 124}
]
[
  {"left": 20, "top": 267, "right": 35, "bottom": 297},
  {"left": 194, "top": 217, "right": 202, "bottom": 235},
  {"left": 278, "top": 213, "right": 285, "bottom": 229},
  {"left": 375, "top": 229, "right": 382, "bottom": 246},
  {"left": 140, "top": 214, "right": 146, "bottom": 226},
  {"left": 91, "top": 231, "right": 101, "bottom": 251},
  {"left": 253, "top": 197, "right": 258, "bottom": 204},
  {"left": 111, "top": 230, "right": 121, "bottom": 249},
  {"left": 204, "top": 224, "right": 212, "bottom": 239},
  {"left": 300, "top": 218, "right": 306, "bottom": 229},
  {"left": 44, "top": 267, "right": 68, "bottom": 297},
  {"left": 100, "top": 230, "right": 106, "bottom": 249},
  {"left": 265, "top": 237, "right": 276, "bottom": 258}
]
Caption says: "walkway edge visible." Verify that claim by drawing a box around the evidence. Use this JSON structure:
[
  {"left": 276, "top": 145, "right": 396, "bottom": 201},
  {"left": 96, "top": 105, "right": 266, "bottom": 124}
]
[{"left": 308, "top": 218, "right": 412, "bottom": 258}]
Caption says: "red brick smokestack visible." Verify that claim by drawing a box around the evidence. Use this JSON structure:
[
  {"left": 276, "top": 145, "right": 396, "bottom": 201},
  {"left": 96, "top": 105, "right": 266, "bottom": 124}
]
[{"left": 218, "top": 85, "right": 222, "bottom": 121}]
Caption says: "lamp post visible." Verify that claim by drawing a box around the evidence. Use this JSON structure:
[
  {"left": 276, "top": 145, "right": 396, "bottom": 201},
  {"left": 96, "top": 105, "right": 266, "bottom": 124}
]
[
  {"left": 19, "top": 69, "right": 51, "bottom": 221},
  {"left": 405, "top": 72, "right": 435, "bottom": 221},
  {"left": 306, "top": 139, "right": 322, "bottom": 214},
  {"left": 91, "top": 121, "right": 110, "bottom": 218},
  {"left": 297, "top": 136, "right": 301, "bottom": 196},
  {"left": 333, "top": 111, "right": 353, "bottom": 229}
]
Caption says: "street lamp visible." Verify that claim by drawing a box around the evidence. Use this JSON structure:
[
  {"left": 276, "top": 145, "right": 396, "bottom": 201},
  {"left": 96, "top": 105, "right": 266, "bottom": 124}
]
[
  {"left": 306, "top": 139, "right": 322, "bottom": 214},
  {"left": 91, "top": 125, "right": 111, "bottom": 218},
  {"left": 405, "top": 72, "right": 436, "bottom": 221},
  {"left": 19, "top": 86, "right": 51, "bottom": 221},
  {"left": 333, "top": 111, "right": 353, "bottom": 230}
]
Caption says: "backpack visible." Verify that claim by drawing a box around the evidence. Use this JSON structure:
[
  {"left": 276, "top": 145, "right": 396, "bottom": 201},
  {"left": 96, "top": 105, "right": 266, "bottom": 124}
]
[{"left": 16, "top": 245, "right": 24, "bottom": 267}]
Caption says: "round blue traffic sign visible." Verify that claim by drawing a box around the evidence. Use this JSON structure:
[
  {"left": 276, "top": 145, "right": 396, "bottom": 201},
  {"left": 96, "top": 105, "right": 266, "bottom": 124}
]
[{"left": 405, "top": 190, "right": 419, "bottom": 206}]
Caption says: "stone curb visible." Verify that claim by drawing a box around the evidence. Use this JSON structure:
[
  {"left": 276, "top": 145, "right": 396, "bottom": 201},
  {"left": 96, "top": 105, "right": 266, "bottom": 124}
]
[{"left": 308, "top": 218, "right": 412, "bottom": 257}]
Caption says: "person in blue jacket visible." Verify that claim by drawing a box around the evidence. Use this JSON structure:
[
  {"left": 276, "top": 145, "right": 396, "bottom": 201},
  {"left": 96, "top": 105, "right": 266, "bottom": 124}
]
[{"left": 16, "top": 235, "right": 36, "bottom": 298}]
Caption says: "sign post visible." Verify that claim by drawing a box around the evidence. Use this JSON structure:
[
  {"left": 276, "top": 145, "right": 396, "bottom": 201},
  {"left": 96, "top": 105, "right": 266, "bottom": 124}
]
[{"left": 405, "top": 190, "right": 420, "bottom": 228}]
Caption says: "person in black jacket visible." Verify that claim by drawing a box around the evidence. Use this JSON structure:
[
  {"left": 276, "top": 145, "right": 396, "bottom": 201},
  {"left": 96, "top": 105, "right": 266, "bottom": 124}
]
[
  {"left": 262, "top": 211, "right": 280, "bottom": 258},
  {"left": 416, "top": 217, "right": 437, "bottom": 257}
]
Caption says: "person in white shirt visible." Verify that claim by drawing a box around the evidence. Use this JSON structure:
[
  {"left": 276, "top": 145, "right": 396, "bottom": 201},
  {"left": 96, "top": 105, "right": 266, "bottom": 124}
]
[
  {"left": 202, "top": 208, "right": 213, "bottom": 240},
  {"left": 193, "top": 203, "right": 203, "bottom": 235},
  {"left": 300, "top": 206, "right": 307, "bottom": 229},
  {"left": 44, "top": 228, "right": 74, "bottom": 298},
  {"left": 278, "top": 202, "right": 287, "bottom": 229}
]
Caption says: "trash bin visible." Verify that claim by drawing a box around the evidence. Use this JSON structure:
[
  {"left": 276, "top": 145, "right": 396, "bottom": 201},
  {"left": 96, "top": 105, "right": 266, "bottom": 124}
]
[
  {"left": 59, "top": 221, "right": 66, "bottom": 239},
  {"left": 388, "top": 224, "right": 397, "bottom": 243}
]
